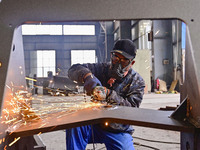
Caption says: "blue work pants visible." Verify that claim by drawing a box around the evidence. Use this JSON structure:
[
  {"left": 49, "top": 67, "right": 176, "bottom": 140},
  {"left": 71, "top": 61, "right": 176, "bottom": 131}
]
[{"left": 66, "top": 124, "right": 135, "bottom": 150}]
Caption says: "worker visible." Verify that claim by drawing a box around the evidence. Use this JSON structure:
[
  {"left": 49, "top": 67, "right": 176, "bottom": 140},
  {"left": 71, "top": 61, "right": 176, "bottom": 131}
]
[{"left": 66, "top": 39, "right": 145, "bottom": 150}]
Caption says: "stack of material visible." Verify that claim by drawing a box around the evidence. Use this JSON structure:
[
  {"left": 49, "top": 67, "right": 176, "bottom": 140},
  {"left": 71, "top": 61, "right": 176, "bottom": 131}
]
[{"left": 155, "top": 79, "right": 178, "bottom": 94}]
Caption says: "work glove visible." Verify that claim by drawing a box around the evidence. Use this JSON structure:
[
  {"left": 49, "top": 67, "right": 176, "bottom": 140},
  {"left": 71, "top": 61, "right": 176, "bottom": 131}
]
[
  {"left": 92, "top": 86, "right": 110, "bottom": 101},
  {"left": 84, "top": 74, "right": 102, "bottom": 95}
]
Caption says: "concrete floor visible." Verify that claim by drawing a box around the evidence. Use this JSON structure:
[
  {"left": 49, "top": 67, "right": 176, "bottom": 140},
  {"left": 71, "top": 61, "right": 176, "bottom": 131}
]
[{"left": 37, "top": 93, "right": 181, "bottom": 150}]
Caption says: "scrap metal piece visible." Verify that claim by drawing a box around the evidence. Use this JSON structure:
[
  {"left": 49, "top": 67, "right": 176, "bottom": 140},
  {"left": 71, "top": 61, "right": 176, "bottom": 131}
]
[{"left": 48, "top": 76, "right": 79, "bottom": 96}]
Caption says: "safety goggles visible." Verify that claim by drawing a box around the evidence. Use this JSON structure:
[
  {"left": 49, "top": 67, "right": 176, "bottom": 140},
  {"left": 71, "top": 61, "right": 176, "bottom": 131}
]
[{"left": 111, "top": 53, "right": 132, "bottom": 68}]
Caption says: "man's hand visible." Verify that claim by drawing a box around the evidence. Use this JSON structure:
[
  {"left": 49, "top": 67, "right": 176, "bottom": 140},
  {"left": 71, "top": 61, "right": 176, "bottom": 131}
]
[
  {"left": 84, "top": 74, "right": 102, "bottom": 95},
  {"left": 92, "top": 86, "right": 110, "bottom": 101}
]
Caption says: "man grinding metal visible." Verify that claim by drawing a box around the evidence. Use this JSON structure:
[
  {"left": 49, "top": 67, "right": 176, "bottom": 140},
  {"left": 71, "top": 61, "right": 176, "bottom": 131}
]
[{"left": 66, "top": 39, "right": 145, "bottom": 150}]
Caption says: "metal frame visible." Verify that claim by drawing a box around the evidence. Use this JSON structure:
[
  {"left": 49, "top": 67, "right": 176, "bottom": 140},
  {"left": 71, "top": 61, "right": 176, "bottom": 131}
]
[
  {"left": 12, "top": 107, "right": 194, "bottom": 137},
  {"left": 0, "top": 0, "right": 200, "bottom": 149}
]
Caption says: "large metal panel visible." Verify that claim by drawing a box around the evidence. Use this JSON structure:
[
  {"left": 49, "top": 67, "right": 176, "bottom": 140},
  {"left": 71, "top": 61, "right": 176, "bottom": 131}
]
[
  {"left": 12, "top": 106, "right": 195, "bottom": 138},
  {"left": 0, "top": 0, "right": 200, "bottom": 149},
  {"left": 0, "top": 1, "right": 199, "bottom": 123},
  {"left": 185, "top": 27, "right": 200, "bottom": 127},
  {"left": 0, "top": 27, "right": 27, "bottom": 149}
]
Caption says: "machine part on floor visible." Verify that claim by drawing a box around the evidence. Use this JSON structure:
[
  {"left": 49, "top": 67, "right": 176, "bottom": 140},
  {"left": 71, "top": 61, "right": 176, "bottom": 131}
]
[
  {"left": 3, "top": 134, "right": 46, "bottom": 150},
  {"left": 159, "top": 106, "right": 178, "bottom": 111},
  {"left": 33, "top": 135, "right": 46, "bottom": 150},
  {"left": 47, "top": 76, "right": 79, "bottom": 96},
  {"left": 0, "top": 0, "right": 200, "bottom": 149}
]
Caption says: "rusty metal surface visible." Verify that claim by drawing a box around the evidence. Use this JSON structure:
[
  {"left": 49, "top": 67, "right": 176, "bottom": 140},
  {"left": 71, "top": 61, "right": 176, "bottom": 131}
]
[
  {"left": 184, "top": 27, "right": 200, "bottom": 128},
  {"left": 12, "top": 106, "right": 195, "bottom": 138}
]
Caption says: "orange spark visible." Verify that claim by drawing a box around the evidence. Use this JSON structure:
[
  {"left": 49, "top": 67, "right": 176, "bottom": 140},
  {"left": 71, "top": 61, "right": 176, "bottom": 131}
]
[
  {"left": 39, "top": 123, "right": 46, "bottom": 128},
  {"left": 25, "top": 77, "right": 37, "bottom": 82},
  {"left": 105, "top": 122, "right": 109, "bottom": 126},
  {"left": 6, "top": 85, "right": 11, "bottom": 89},
  {"left": 9, "top": 137, "right": 20, "bottom": 147}
]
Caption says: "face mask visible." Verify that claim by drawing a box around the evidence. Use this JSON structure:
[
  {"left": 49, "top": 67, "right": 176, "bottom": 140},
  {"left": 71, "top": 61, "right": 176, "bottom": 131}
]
[{"left": 110, "top": 62, "right": 130, "bottom": 81}]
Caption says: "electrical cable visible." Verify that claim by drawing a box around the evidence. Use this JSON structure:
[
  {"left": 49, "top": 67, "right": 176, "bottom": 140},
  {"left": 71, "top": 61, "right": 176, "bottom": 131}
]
[
  {"left": 90, "top": 142, "right": 160, "bottom": 150},
  {"left": 134, "top": 142, "right": 160, "bottom": 150},
  {"left": 87, "top": 134, "right": 179, "bottom": 150},
  {"left": 132, "top": 31, "right": 151, "bottom": 42},
  {"left": 88, "top": 142, "right": 161, "bottom": 150},
  {"left": 133, "top": 135, "right": 180, "bottom": 144}
]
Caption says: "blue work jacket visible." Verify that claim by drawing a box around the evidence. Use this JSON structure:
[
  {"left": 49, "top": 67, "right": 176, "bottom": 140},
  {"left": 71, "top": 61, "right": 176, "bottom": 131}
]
[{"left": 68, "top": 63, "right": 145, "bottom": 133}]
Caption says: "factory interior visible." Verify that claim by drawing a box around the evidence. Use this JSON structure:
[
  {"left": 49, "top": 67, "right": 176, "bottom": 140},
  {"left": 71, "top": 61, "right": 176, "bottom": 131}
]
[
  {"left": 23, "top": 20, "right": 184, "bottom": 96},
  {"left": 2, "top": 19, "right": 186, "bottom": 150},
  {"left": 27, "top": 20, "right": 184, "bottom": 150},
  {"left": 1, "top": 1, "right": 200, "bottom": 150}
]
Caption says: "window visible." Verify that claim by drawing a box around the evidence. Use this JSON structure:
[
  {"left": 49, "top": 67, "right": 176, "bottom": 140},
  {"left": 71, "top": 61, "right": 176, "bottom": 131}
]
[
  {"left": 182, "top": 22, "right": 186, "bottom": 50},
  {"left": 71, "top": 50, "right": 96, "bottom": 65},
  {"left": 64, "top": 25, "right": 95, "bottom": 35},
  {"left": 37, "top": 50, "right": 56, "bottom": 77},
  {"left": 22, "top": 25, "right": 62, "bottom": 35},
  {"left": 138, "top": 20, "right": 152, "bottom": 50},
  {"left": 22, "top": 24, "right": 95, "bottom": 35}
]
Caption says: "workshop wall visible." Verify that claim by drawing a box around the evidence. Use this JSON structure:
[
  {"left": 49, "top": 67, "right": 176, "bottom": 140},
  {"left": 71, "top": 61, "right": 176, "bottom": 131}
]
[
  {"left": 22, "top": 20, "right": 180, "bottom": 92},
  {"left": 23, "top": 35, "right": 98, "bottom": 77}
]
